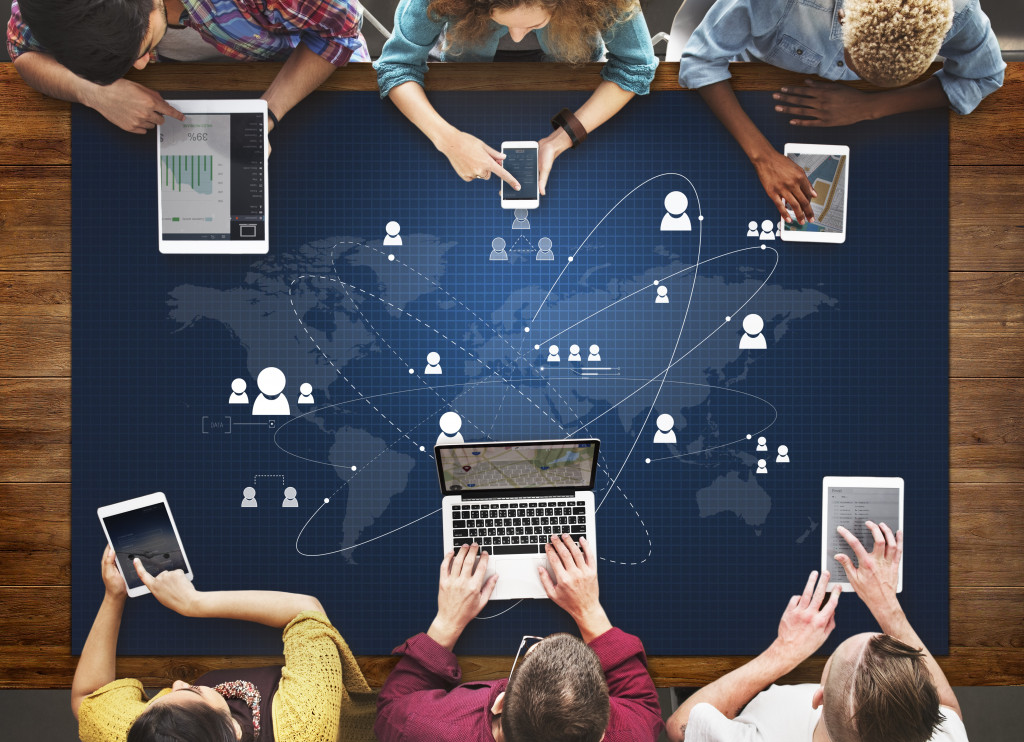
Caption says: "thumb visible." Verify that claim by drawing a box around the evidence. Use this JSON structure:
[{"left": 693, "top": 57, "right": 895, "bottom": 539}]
[
  {"left": 483, "top": 143, "right": 504, "bottom": 160},
  {"left": 538, "top": 566, "right": 556, "bottom": 599},
  {"left": 133, "top": 558, "right": 155, "bottom": 586}
]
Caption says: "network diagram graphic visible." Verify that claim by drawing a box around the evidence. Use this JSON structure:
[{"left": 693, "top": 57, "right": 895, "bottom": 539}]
[{"left": 175, "top": 172, "right": 829, "bottom": 590}]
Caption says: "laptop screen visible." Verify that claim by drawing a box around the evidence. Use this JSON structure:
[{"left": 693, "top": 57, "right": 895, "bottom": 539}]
[{"left": 435, "top": 440, "right": 599, "bottom": 495}]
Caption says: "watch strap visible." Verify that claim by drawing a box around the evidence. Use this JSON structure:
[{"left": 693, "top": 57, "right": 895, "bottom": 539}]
[{"left": 551, "top": 107, "right": 587, "bottom": 149}]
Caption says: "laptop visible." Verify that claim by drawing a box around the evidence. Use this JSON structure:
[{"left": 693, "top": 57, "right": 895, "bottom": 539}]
[{"left": 435, "top": 439, "right": 599, "bottom": 600}]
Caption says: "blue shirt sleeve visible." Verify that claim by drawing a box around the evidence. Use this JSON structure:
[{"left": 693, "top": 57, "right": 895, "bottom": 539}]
[
  {"left": 679, "top": 0, "right": 774, "bottom": 90},
  {"left": 373, "top": 0, "right": 446, "bottom": 98},
  {"left": 599, "top": 8, "right": 659, "bottom": 95},
  {"left": 932, "top": 0, "right": 1005, "bottom": 115}
]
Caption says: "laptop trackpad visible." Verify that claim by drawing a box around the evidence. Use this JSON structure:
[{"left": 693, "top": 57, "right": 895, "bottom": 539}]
[{"left": 491, "top": 560, "right": 549, "bottom": 600}]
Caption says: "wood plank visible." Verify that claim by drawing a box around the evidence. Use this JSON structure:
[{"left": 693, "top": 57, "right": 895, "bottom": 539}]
[
  {"left": 0, "top": 271, "right": 70, "bottom": 376},
  {"left": 950, "top": 484, "right": 1024, "bottom": 587},
  {"left": 0, "top": 645, "right": 1021, "bottom": 689},
  {"left": 1, "top": 63, "right": 1021, "bottom": 167},
  {"left": 0, "top": 168, "right": 70, "bottom": 271},
  {"left": 0, "top": 379, "right": 70, "bottom": 483},
  {"left": 949, "top": 171, "right": 1024, "bottom": 272},
  {"left": 0, "top": 484, "right": 70, "bottom": 586}
]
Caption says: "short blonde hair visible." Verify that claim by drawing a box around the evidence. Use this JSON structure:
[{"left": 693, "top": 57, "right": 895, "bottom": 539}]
[{"left": 843, "top": 0, "right": 954, "bottom": 86}]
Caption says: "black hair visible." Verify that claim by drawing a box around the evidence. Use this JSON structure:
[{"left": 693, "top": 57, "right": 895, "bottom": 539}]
[
  {"left": 127, "top": 700, "right": 237, "bottom": 742},
  {"left": 18, "top": 0, "right": 155, "bottom": 85}
]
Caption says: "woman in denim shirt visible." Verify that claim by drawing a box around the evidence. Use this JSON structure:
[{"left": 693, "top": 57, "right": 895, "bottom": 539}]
[
  {"left": 374, "top": 0, "right": 657, "bottom": 194},
  {"left": 678, "top": 0, "right": 1004, "bottom": 225}
]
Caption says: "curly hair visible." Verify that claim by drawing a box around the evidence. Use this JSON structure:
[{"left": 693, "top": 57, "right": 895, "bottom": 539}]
[
  {"left": 427, "top": 0, "right": 639, "bottom": 64},
  {"left": 843, "top": 0, "right": 954, "bottom": 86}
]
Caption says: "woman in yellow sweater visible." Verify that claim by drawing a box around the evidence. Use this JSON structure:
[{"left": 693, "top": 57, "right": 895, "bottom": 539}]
[{"left": 72, "top": 546, "right": 376, "bottom": 742}]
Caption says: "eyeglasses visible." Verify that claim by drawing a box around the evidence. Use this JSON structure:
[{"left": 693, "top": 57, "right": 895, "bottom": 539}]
[{"left": 508, "top": 635, "right": 545, "bottom": 684}]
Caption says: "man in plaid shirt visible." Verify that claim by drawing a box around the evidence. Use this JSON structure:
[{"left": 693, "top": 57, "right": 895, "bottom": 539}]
[{"left": 7, "top": 0, "right": 367, "bottom": 133}]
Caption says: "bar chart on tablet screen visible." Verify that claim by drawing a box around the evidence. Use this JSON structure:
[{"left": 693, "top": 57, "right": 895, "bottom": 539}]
[{"left": 159, "top": 114, "right": 230, "bottom": 234}]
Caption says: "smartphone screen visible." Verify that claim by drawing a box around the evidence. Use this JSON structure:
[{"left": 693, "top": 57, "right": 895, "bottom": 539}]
[
  {"left": 502, "top": 146, "right": 539, "bottom": 201},
  {"left": 102, "top": 503, "right": 189, "bottom": 589}
]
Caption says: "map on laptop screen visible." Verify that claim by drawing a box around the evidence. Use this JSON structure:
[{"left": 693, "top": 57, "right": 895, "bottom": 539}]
[{"left": 439, "top": 442, "right": 596, "bottom": 492}]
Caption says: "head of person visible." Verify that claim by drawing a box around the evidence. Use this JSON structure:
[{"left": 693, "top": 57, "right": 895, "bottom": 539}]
[
  {"left": 813, "top": 632, "right": 943, "bottom": 742},
  {"left": 497, "top": 633, "right": 610, "bottom": 742},
  {"left": 127, "top": 680, "right": 242, "bottom": 742},
  {"left": 427, "top": 0, "right": 639, "bottom": 64},
  {"left": 841, "top": 0, "right": 953, "bottom": 87},
  {"left": 18, "top": 0, "right": 168, "bottom": 85}
]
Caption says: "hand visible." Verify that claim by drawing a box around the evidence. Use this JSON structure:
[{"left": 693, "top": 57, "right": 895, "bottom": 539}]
[
  {"left": 751, "top": 146, "right": 817, "bottom": 225},
  {"left": 771, "top": 570, "right": 841, "bottom": 667},
  {"left": 774, "top": 80, "right": 874, "bottom": 128},
  {"left": 538, "top": 535, "right": 609, "bottom": 640},
  {"left": 84, "top": 78, "right": 185, "bottom": 134},
  {"left": 429, "top": 544, "right": 498, "bottom": 649},
  {"left": 835, "top": 521, "right": 903, "bottom": 615},
  {"left": 436, "top": 130, "right": 520, "bottom": 189},
  {"left": 100, "top": 545, "right": 127, "bottom": 600},
  {"left": 133, "top": 559, "right": 201, "bottom": 616},
  {"left": 537, "top": 128, "right": 571, "bottom": 196}
]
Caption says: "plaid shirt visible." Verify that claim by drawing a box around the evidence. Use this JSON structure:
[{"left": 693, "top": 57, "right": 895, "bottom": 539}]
[{"left": 7, "top": 0, "right": 365, "bottom": 67}]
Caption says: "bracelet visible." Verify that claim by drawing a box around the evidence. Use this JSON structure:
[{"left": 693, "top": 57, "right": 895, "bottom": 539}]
[
  {"left": 550, "top": 108, "right": 587, "bottom": 149},
  {"left": 266, "top": 107, "right": 279, "bottom": 129}
]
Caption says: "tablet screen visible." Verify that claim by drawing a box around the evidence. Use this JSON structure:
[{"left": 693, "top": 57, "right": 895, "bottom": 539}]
[
  {"left": 101, "top": 502, "right": 189, "bottom": 590},
  {"left": 784, "top": 150, "right": 847, "bottom": 235},
  {"left": 159, "top": 112, "right": 265, "bottom": 242},
  {"left": 825, "top": 484, "right": 901, "bottom": 568}
]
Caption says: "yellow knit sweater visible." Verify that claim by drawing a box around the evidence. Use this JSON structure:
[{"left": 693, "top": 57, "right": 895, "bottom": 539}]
[{"left": 77, "top": 611, "right": 376, "bottom": 742}]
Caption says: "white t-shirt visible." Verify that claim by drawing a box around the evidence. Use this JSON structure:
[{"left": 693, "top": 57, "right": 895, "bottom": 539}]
[{"left": 684, "top": 684, "right": 968, "bottom": 742}]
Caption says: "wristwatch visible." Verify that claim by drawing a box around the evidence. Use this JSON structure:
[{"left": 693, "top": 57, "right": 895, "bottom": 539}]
[{"left": 551, "top": 108, "right": 587, "bottom": 149}]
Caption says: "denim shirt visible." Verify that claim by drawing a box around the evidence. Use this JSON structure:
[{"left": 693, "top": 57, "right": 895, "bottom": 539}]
[
  {"left": 679, "top": 0, "right": 1005, "bottom": 115},
  {"left": 374, "top": 0, "right": 658, "bottom": 97}
]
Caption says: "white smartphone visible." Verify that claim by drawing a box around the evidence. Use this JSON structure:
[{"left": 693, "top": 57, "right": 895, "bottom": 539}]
[
  {"left": 780, "top": 143, "right": 849, "bottom": 244},
  {"left": 500, "top": 141, "right": 539, "bottom": 210},
  {"left": 97, "top": 492, "right": 194, "bottom": 597}
]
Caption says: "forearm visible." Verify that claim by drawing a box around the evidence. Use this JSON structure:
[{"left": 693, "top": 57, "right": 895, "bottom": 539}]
[
  {"left": 666, "top": 642, "right": 794, "bottom": 742},
  {"left": 574, "top": 604, "right": 614, "bottom": 644},
  {"left": 572, "top": 80, "right": 636, "bottom": 138},
  {"left": 698, "top": 80, "right": 775, "bottom": 164},
  {"left": 871, "top": 597, "right": 961, "bottom": 717},
  {"left": 426, "top": 614, "right": 464, "bottom": 651},
  {"left": 261, "top": 43, "right": 338, "bottom": 126},
  {"left": 191, "top": 590, "right": 323, "bottom": 627},
  {"left": 387, "top": 81, "right": 459, "bottom": 149},
  {"left": 13, "top": 51, "right": 101, "bottom": 107},
  {"left": 866, "top": 77, "right": 949, "bottom": 119},
  {"left": 71, "top": 594, "right": 126, "bottom": 717}
]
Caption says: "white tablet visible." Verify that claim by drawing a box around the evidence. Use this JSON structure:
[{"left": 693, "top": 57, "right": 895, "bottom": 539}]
[
  {"left": 97, "top": 492, "right": 193, "bottom": 597},
  {"left": 157, "top": 99, "right": 269, "bottom": 254},
  {"left": 780, "top": 143, "right": 849, "bottom": 244},
  {"left": 822, "top": 476, "right": 903, "bottom": 593}
]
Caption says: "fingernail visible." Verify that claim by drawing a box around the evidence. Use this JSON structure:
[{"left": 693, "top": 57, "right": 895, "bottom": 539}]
[
  {"left": 776, "top": 106, "right": 783, "bottom": 111},
  {"left": 781, "top": 87, "right": 788, "bottom": 92}
]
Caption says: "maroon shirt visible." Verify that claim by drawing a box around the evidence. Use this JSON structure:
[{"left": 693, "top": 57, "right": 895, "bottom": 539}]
[{"left": 375, "top": 627, "right": 665, "bottom": 742}]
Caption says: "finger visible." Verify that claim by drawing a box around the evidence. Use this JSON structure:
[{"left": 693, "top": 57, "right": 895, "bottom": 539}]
[
  {"left": 781, "top": 188, "right": 810, "bottom": 224},
  {"left": 837, "top": 525, "right": 870, "bottom": 563},
  {"left": 865, "top": 521, "right": 885, "bottom": 555},
  {"left": 480, "top": 573, "right": 499, "bottom": 602},
  {"left": 811, "top": 569, "right": 831, "bottom": 608},
  {"left": 772, "top": 193, "right": 794, "bottom": 223},
  {"left": 538, "top": 159, "right": 551, "bottom": 198},
  {"left": 451, "top": 543, "right": 470, "bottom": 574},
  {"left": 103, "top": 544, "right": 114, "bottom": 563},
  {"left": 483, "top": 143, "right": 504, "bottom": 160},
  {"left": 154, "top": 99, "right": 186, "bottom": 121},
  {"left": 786, "top": 594, "right": 799, "bottom": 612},
  {"left": 895, "top": 529, "right": 904, "bottom": 564},
  {"left": 563, "top": 534, "right": 586, "bottom": 569},
  {"left": 821, "top": 584, "right": 842, "bottom": 617},
  {"left": 545, "top": 540, "right": 569, "bottom": 580},
  {"left": 799, "top": 570, "right": 818, "bottom": 608},
  {"left": 550, "top": 534, "right": 574, "bottom": 571},
  {"left": 789, "top": 118, "right": 826, "bottom": 127},
  {"left": 580, "top": 536, "right": 595, "bottom": 567},
  {"left": 798, "top": 174, "right": 817, "bottom": 204},
  {"left": 788, "top": 183, "right": 815, "bottom": 223},
  {"left": 538, "top": 565, "right": 557, "bottom": 598},
  {"left": 775, "top": 105, "right": 820, "bottom": 117},
  {"left": 440, "top": 549, "right": 455, "bottom": 578},
  {"left": 879, "top": 522, "right": 897, "bottom": 559},
  {"left": 474, "top": 550, "right": 491, "bottom": 582},
  {"left": 133, "top": 557, "right": 154, "bottom": 586},
  {"left": 488, "top": 160, "right": 521, "bottom": 190},
  {"left": 775, "top": 88, "right": 816, "bottom": 101},
  {"left": 460, "top": 543, "right": 480, "bottom": 578},
  {"left": 129, "top": 127, "right": 148, "bottom": 135}
]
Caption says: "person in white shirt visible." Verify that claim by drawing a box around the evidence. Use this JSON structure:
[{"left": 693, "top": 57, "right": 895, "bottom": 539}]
[{"left": 667, "top": 520, "right": 966, "bottom": 742}]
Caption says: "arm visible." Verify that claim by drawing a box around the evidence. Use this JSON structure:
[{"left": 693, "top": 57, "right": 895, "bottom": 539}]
[
  {"left": 12, "top": 52, "right": 184, "bottom": 133},
  {"left": 133, "top": 559, "right": 323, "bottom": 628},
  {"left": 666, "top": 570, "right": 841, "bottom": 742},
  {"left": 71, "top": 547, "right": 127, "bottom": 718},
  {"left": 260, "top": 43, "right": 338, "bottom": 129},
  {"left": 835, "top": 521, "right": 961, "bottom": 718}
]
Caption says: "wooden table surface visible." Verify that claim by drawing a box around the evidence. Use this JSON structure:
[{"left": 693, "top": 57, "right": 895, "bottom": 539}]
[{"left": 0, "top": 62, "right": 1021, "bottom": 689}]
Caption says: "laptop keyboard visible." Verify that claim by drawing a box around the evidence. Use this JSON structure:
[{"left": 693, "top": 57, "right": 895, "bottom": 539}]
[{"left": 450, "top": 499, "right": 587, "bottom": 555}]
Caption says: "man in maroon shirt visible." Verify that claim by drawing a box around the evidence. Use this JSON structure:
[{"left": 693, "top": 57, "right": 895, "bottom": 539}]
[{"left": 375, "top": 534, "right": 665, "bottom": 742}]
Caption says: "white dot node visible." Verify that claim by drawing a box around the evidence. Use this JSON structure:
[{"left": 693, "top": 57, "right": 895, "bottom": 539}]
[
  {"left": 351, "top": 465, "right": 357, "bottom": 471},
  {"left": 746, "top": 434, "right": 752, "bottom": 439},
  {"left": 725, "top": 316, "right": 731, "bottom": 322},
  {"left": 653, "top": 280, "right": 659, "bottom": 285},
  {"left": 534, "top": 344, "right": 540, "bottom": 350},
  {"left": 645, "top": 458, "right": 651, "bottom": 464},
  {"left": 388, "top": 254, "right": 395, "bottom": 261},
  {"left": 524, "top": 326, "right": 530, "bottom": 333},
  {"left": 567, "top": 256, "right": 573, "bottom": 262},
  {"left": 760, "top": 244, "right": 766, "bottom": 250},
  {"left": 409, "top": 368, "right": 415, "bottom": 374},
  {"left": 419, "top": 445, "right": 425, "bottom": 452},
  {"left": 698, "top": 215, "right": 704, "bottom": 221},
  {"left": 324, "top": 498, "right": 330, "bottom": 504}
]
